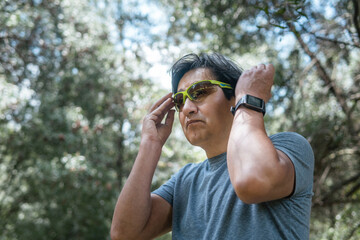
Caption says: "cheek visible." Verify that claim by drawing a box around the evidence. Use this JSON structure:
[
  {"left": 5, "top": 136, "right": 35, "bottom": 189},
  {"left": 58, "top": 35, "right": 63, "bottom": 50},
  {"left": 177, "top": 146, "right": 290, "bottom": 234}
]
[
  {"left": 206, "top": 100, "right": 232, "bottom": 126},
  {"left": 179, "top": 113, "right": 186, "bottom": 129}
]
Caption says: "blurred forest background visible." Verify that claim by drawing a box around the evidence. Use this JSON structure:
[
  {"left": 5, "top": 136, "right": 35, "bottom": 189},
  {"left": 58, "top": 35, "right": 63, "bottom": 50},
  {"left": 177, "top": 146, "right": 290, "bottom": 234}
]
[{"left": 0, "top": 0, "right": 359, "bottom": 239}]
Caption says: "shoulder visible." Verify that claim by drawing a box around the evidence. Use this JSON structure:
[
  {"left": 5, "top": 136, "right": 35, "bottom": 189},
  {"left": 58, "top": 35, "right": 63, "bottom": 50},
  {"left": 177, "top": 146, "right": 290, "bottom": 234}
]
[
  {"left": 152, "top": 160, "right": 208, "bottom": 203},
  {"left": 270, "top": 131, "right": 308, "bottom": 143},
  {"left": 270, "top": 132, "right": 313, "bottom": 158},
  {"left": 270, "top": 132, "right": 314, "bottom": 196}
]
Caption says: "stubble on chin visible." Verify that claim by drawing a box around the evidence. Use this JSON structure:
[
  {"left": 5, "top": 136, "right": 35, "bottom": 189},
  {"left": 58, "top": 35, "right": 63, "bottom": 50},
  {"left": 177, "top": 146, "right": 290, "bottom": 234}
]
[{"left": 185, "top": 130, "right": 208, "bottom": 147}]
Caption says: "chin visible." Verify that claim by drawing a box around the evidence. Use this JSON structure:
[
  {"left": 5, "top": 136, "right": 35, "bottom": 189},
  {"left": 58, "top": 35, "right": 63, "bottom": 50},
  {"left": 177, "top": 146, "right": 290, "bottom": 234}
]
[{"left": 185, "top": 133, "right": 206, "bottom": 147}]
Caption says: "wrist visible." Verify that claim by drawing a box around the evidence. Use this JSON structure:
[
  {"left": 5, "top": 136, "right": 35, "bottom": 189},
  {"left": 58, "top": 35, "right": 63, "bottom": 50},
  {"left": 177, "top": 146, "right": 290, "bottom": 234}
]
[
  {"left": 232, "top": 107, "right": 266, "bottom": 132},
  {"left": 140, "top": 136, "right": 164, "bottom": 151},
  {"left": 135, "top": 139, "right": 163, "bottom": 169},
  {"left": 235, "top": 91, "right": 262, "bottom": 102},
  {"left": 231, "top": 94, "right": 266, "bottom": 116}
]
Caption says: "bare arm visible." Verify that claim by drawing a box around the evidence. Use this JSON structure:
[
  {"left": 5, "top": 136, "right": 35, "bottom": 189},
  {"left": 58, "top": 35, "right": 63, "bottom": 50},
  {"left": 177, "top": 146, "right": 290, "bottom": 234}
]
[
  {"left": 227, "top": 64, "right": 295, "bottom": 204},
  {"left": 111, "top": 93, "right": 175, "bottom": 240}
]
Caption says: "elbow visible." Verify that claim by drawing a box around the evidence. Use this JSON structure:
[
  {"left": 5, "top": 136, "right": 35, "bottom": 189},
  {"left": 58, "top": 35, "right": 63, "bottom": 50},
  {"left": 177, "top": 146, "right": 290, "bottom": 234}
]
[
  {"left": 111, "top": 224, "right": 145, "bottom": 240},
  {"left": 110, "top": 227, "right": 122, "bottom": 240},
  {"left": 231, "top": 175, "right": 271, "bottom": 204},
  {"left": 110, "top": 232, "right": 132, "bottom": 240},
  {"left": 110, "top": 225, "right": 133, "bottom": 240}
]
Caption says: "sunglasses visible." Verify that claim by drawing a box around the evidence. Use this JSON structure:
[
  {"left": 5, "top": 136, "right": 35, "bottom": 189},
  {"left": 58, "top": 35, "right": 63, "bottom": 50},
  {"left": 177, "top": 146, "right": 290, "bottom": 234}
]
[{"left": 173, "top": 80, "right": 233, "bottom": 111}]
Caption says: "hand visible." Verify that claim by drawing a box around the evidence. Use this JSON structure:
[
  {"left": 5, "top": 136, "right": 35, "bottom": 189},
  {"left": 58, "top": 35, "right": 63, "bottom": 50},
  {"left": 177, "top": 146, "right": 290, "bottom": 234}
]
[
  {"left": 235, "top": 64, "right": 275, "bottom": 103},
  {"left": 141, "top": 93, "right": 175, "bottom": 146}
]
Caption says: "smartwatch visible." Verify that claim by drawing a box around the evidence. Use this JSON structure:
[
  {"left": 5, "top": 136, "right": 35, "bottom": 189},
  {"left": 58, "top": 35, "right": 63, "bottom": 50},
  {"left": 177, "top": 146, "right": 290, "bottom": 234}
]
[{"left": 230, "top": 94, "right": 266, "bottom": 116}]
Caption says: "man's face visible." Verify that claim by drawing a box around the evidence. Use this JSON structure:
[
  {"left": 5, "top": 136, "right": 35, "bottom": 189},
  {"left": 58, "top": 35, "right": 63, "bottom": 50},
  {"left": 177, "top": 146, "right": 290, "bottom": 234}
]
[{"left": 177, "top": 68, "right": 234, "bottom": 154}]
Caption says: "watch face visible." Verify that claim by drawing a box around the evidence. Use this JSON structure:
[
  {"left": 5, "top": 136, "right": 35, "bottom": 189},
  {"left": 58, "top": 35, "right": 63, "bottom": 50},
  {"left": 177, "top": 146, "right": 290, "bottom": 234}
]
[
  {"left": 231, "top": 95, "right": 265, "bottom": 116},
  {"left": 247, "top": 95, "right": 263, "bottom": 107}
]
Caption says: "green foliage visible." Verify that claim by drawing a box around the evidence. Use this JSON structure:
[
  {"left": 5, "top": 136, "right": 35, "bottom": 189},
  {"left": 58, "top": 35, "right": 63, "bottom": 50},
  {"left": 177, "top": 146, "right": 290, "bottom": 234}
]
[
  {"left": 1, "top": 0, "right": 360, "bottom": 239},
  {"left": 0, "top": 0, "right": 156, "bottom": 239}
]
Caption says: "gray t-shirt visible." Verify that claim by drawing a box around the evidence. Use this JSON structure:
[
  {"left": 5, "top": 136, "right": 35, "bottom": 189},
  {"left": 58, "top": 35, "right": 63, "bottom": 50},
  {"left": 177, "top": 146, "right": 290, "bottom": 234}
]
[{"left": 153, "top": 132, "right": 314, "bottom": 240}]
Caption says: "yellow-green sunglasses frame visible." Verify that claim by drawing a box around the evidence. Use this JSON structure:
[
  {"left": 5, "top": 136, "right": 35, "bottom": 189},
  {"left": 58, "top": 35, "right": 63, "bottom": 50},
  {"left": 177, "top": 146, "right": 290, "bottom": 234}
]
[{"left": 173, "top": 80, "right": 233, "bottom": 111}]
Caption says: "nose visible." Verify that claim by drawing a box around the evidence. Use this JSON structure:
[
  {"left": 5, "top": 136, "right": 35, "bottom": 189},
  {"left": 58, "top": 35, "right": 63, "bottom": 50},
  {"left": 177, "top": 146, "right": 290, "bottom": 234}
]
[{"left": 182, "top": 97, "right": 198, "bottom": 116}]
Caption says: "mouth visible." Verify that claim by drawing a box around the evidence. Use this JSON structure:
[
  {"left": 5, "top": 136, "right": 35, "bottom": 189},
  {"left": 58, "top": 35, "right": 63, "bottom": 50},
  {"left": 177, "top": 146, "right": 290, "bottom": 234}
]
[{"left": 186, "top": 119, "right": 204, "bottom": 128}]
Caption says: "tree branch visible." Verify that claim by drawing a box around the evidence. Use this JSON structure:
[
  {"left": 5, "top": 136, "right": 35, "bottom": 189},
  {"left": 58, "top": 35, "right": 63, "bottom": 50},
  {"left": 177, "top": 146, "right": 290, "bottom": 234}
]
[
  {"left": 344, "top": 220, "right": 360, "bottom": 240},
  {"left": 298, "top": 20, "right": 360, "bottom": 48},
  {"left": 320, "top": 172, "right": 360, "bottom": 204},
  {"left": 350, "top": 92, "right": 360, "bottom": 101},
  {"left": 346, "top": 181, "right": 360, "bottom": 197},
  {"left": 352, "top": 0, "right": 360, "bottom": 41},
  {"left": 286, "top": 22, "right": 355, "bottom": 132},
  {"left": 313, "top": 35, "right": 360, "bottom": 48},
  {"left": 312, "top": 199, "right": 360, "bottom": 208}
]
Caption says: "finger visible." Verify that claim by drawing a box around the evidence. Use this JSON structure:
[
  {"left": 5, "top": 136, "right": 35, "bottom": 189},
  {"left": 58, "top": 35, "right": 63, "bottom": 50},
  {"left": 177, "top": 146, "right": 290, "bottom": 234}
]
[
  {"left": 149, "top": 92, "right": 173, "bottom": 112},
  {"left": 146, "top": 97, "right": 172, "bottom": 117},
  {"left": 151, "top": 98, "right": 175, "bottom": 125},
  {"left": 164, "top": 109, "right": 175, "bottom": 127},
  {"left": 253, "top": 64, "right": 265, "bottom": 69},
  {"left": 266, "top": 63, "right": 275, "bottom": 74},
  {"left": 258, "top": 63, "right": 266, "bottom": 69},
  {"left": 152, "top": 97, "right": 174, "bottom": 117}
]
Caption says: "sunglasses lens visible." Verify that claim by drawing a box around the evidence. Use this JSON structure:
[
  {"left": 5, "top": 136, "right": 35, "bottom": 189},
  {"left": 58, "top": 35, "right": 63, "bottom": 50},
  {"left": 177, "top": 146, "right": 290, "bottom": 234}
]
[
  {"left": 173, "top": 81, "right": 220, "bottom": 111},
  {"left": 188, "top": 81, "right": 217, "bottom": 100},
  {"left": 173, "top": 93, "right": 184, "bottom": 110}
]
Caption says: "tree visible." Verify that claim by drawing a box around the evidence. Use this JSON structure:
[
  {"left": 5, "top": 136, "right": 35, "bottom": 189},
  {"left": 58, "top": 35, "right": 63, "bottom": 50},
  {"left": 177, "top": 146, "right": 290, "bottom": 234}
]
[
  {"left": 2, "top": 0, "right": 359, "bottom": 239},
  {"left": 0, "top": 0, "right": 158, "bottom": 239}
]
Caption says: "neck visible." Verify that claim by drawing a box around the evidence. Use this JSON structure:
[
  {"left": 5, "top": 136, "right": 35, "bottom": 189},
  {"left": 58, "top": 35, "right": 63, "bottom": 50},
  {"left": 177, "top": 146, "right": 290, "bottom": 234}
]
[{"left": 202, "top": 139, "right": 228, "bottom": 159}]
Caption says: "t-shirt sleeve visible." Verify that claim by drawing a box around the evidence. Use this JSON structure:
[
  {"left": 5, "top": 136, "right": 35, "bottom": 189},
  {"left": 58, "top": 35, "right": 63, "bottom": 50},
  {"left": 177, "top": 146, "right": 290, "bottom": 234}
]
[
  {"left": 152, "top": 169, "right": 180, "bottom": 206},
  {"left": 270, "top": 132, "right": 315, "bottom": 197},
  {"left": 152, "top": 162, "right": 196, "bottom": 206}
]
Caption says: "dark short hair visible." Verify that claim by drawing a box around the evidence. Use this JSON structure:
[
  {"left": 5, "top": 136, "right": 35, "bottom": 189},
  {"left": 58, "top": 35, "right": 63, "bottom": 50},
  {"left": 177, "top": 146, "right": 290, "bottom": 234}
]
[{"left": 170, "top": 53, "right": 242, "bottom": 100}]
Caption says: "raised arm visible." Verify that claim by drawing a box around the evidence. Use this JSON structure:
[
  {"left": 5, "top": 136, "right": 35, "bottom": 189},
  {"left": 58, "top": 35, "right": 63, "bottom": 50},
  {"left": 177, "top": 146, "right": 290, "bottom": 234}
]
[
  {"left": 111, "top": 93, "right": 175, "bottom": 240},
  {"left": 227, "top": 64, "right": 295, "bottom": 204}
]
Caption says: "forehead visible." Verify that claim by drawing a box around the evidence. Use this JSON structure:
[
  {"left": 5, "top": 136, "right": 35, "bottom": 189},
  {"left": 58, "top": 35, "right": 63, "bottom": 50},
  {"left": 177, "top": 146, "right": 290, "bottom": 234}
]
[{"left": 177, "top": 68, "right": 215, "bottom": 92}]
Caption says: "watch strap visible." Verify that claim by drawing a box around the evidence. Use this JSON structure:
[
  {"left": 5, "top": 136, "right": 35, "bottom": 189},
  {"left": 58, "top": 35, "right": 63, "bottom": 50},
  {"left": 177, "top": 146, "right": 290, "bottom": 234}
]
[{"left": 230, "top": 94, "right": 266, "bottom": 116}]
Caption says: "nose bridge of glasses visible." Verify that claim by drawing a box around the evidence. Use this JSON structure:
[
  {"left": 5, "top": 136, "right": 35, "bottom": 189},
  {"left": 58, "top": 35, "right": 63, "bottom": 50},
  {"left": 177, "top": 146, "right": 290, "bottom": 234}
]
[
  {"left": 180, "top": 89, "right": 194, "bottom": 104},
  {"left": 182, "top": 95, "right": 197, "bottom": 111}
]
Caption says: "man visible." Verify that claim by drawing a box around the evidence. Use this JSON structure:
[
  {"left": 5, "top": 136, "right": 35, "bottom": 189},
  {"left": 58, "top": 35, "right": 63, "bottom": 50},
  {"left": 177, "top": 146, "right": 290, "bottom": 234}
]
[{"left": 111, "top": 53, "right": 314, "bottom": 240}]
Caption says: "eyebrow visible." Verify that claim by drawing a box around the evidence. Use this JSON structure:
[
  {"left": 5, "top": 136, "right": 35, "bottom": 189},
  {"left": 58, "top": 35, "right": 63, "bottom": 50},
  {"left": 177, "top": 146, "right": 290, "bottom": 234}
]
[
  {"left": 177, "top": 81, "right": 195, "bottom": 92},
  {"left": 177, "top": 85, "right": 189, "bottom": 92}
]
